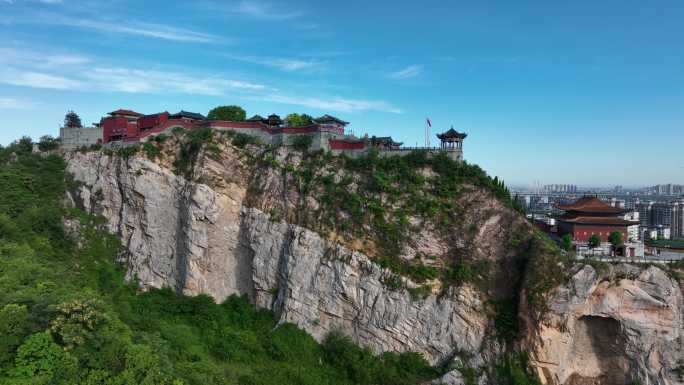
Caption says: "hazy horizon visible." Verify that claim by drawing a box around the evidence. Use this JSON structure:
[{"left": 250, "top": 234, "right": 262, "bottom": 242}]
[{"left": 1, "top": 0, "right": 682, "bottom": 186}]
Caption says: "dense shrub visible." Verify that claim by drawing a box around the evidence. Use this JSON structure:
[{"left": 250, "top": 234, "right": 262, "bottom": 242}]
[
  {"left": 37, "top": 135, "right": 60, "bottom": 151},
  {"left": 290, "top": 135, "right": 313, "bottom": 152},
  {"left": 174, "top": 128, "right": 213, "bottom": 175},
  {"left": 143, "top": 142, "right": 162, "bottom": 160}
]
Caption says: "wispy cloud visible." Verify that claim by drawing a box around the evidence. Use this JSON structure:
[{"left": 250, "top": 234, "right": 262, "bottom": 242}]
[
  {"left": 82, "top": 67, "right": 266, "bottom": 95},
  {"left": 226, "top": 54, "right": 324, "bottom": 72},
  {"left": 386, "top": 65, "right": 423, "bottom": 80},
  {"left": 57, "top": 19, "right": 219, "bottom": 43},
  {"left": 259, "top": 94, "right": 402, "bottom": 114},
  {"left": 0, "top": 97, "right": 40, "bottom": 109},
  {"left": 0, "top": 46, "right": 402, "bottom": 114},
  {"left": 0, "top": 47, "right": 91, "bottom": 69},
  {"left": 0, "top": 47, "right": 266, "bottom": 95},
  {"left": 0, "top": 68, "right": 84, "bottom": 90},
  {"left": 233, "top": 0, "right": 303, "bottom": 20}
]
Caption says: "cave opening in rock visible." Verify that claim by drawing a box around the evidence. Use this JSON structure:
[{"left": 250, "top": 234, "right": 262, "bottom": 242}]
[{"left": 566, "top": 315, "right": 630, "bottom": 385}]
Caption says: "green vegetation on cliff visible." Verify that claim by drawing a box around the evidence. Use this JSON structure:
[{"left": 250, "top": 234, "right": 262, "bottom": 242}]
[{"left": 0, "top": 143, "right": 441, "bottom": 384}]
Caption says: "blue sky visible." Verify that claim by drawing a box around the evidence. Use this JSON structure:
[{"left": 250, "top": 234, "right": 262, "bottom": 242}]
[{"left": 1, "top": 0, "right": 682, "bottom": 187}]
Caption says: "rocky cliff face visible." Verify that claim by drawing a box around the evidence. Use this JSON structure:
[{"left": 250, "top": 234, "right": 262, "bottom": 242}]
[
  {"left": 523, "top": 264, "right": 684, "bottom": 385},
  {"left": 64, "top": 142, "right": 684, "bottom": 385},
  {"left": 64, "top": 149, "right": 492, "bottom": 367}
]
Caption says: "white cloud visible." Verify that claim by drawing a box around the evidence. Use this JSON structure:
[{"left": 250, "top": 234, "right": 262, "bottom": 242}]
[
  {"left": 386, "top": 65, "right": 423, "bottom": 80},
  {"left": 0, "top": 97, "right": 40, "bottom": 109},
  {"left": 0, "top": 68, "right": 83, "bottom": 89},
  {"left": 0, "top": 48, "right": 268, "bottom": 95},
  {"left": 0, "top": 48, "right": 92, "bottom": 69},
  {"left": 58, "top": 19, "right": 219, "bottom": 43},
  {"left": 0, "top": 46, "right": 402, "bottom": 115},
  {"left": 82, "top": 67, "right": 267, "bottom": 95},
  {"left": 233, "top": 0, "right": 302, "bottom": 20},
  {"left": 226, "top": 55, "right": 323, "bottom": 72},
  {"left": 260, "top": 94, "right": 402, "bottom": 114}
]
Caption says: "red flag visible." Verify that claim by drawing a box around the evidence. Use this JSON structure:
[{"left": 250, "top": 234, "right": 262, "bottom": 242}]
[{"left": 426, "top": 117, "right": 432, "bottom": 127}]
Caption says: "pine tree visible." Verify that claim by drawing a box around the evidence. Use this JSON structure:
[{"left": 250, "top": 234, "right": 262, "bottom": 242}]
[{"left": 64, "top": 111, "right": 82, "bottom": 128}]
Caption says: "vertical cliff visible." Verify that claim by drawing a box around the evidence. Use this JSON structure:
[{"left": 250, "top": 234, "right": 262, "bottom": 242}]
[{"left": 63, "top": 133, "right": 683, "bottom": 384}]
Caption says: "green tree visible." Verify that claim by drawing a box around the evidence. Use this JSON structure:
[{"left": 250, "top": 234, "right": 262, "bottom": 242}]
[
  {"left": 14, "top": 136, "right": 33, "bottom": 153},
  {"left": 608, "top": 231, "right": 624, "bottom": 247},
  {"left": 38, "top": 135, "right": 60, "bottom": 151},
  {"left": 285, "top": 113, "right": 314, "bottom": 127},
  {"left": 561, "top": 234, "right": 573, "bottom": 251},
  {"left": 50, "top": 298, "right": 106, "bottom": 351},
  {"left": 0, "top": 304, "right": 29, "bottom": 364},
  {"left": 64, "top": 110, "right": 83, "bottom": 128},
  {"left": 207, "top": 105, "right": 246, "bottom": 121},
  {"left": 588, "top": 234, "right": 601, "bottom": 248},
  {"left": 11, "top": 331, "right": 79, "bottom": 384}
]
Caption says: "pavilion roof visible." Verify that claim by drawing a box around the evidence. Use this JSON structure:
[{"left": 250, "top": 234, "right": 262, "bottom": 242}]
[
  {"left": 247, "top": 114, "right": 265, "bottom": 121},
  {"left": 314, "top": 114, "right": 349, "bottom": 125},
  {"left": 557, "top": 197, "right": 625, "bottom": 214},
  {"left": 436, "top": 127, "right": 467, "bottom": 140},
  {"left": 110, "top": 109, "right": 143, "bottom": 117}
]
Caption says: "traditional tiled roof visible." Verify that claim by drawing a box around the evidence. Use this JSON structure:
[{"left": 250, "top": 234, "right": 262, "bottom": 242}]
[
  {"left": 557, "top": 216, "right": 634, "bottom": 226},
  {"left": 436, "top": 127, "right": 467, "bottom": 140},
  {"left": 140, "top": 111, "right": 169, "bottom": 118},
  {"left": 169, "top": 111, "right": 206, "bottom": 120},
  {"left": 109, "top": 109, "right": 143, "bottom": 117},
  {"left": 247, "top": 115, "right": 265, "bottom": 121},
  {"left": 557, "top": 197, "right": 625, "bottom": 214},
  {"left": 266, "top": 114, "right": 282, "bottom": 125},
  {"left": 314, "top": 114, "right": 349, "bottom": 125}
]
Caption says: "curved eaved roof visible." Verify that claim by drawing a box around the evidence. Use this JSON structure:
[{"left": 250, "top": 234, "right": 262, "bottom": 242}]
[
  {"left": 436, "top": 127, "right": 467, "bottom": 140},
  {"left": 557, "top": 196, "right": 625, "bottom": 214}
]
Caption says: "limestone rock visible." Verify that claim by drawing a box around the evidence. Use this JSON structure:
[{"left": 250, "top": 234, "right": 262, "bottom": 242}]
[
  {"left": 527, "top": 264, "right": 684, "bottom": 385},
  {"left": 64, "top": 151, "right": 490, "bottom": 365},
  {"left": 64, "top": 149, "right": 684, "bottom": 384}
]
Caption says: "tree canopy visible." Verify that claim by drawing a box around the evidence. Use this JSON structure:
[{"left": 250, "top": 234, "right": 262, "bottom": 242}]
[
  {"left": 560, "top": 234, "right": 573, "bottom": 252},
  {"left": 588, "top": 234, "right": 601, "bottom": 248},
  {"left": 207, "top": 105, "right": 246, "bottom": 121},
  {"left": 608, "top": 231, "right": 624, "bottom": 247},
  {"left": 64, "top": 111, "right": 82, "bottom": 128},
  {"left": 285, "top": 113, "right": 314, "bottom": 127}
]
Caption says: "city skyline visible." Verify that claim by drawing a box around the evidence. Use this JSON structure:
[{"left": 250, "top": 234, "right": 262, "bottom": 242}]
[{"left": 1, "top": 0, "right": 683, "bottom": 186}]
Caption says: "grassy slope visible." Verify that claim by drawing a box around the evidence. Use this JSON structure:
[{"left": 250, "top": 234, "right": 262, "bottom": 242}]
[{"left": 0, "top": 143, "right": 441, "bottom": 385}]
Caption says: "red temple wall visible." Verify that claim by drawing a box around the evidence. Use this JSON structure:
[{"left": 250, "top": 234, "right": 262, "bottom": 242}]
[
  {"left": 102, "top": 117, "right": 129, "bottom": 143},
  {"left": 559, "top": 223, "right": 628, "bottom": 242},
  {"left": 329, "top": 140, "right": 365, "bottom": 150},
  {"left": 138, "top": 113, "right": 170, "bottom": 130}
]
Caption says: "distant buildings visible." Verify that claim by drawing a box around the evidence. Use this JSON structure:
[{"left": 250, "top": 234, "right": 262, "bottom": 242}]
[
  {"left": 556, "top": 197, "right": 633, "bottom": 244},
  {"left": 636, "top": 200, "right": 684, "bottom": 239},
  {"left": 543, "top": 184, "right": 578, "bottom": 193},
  {"left": 642, "top": 184, "right": 684, "bottom": 195},
  {"left": 554, "top": 196, "right": 642, "bottom": 257}
]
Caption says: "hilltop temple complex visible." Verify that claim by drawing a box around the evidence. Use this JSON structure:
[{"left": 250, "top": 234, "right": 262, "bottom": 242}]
[{"left": 60, "top": 108, "right": 467, "bottom": 160}]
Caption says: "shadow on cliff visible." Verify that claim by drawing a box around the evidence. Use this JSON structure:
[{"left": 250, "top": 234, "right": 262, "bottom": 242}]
[{"left": 566, "top": 315, "right": 630, "bottom": 385}]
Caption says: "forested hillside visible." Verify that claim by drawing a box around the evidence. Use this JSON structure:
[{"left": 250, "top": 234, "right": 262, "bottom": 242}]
[{"left": 0, "top": 140, "right": 442, "bottom": 385}]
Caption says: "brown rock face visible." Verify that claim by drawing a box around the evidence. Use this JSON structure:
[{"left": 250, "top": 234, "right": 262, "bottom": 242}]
[{"left": 526, "top": 264, "right": 683, "bottom": 385}]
